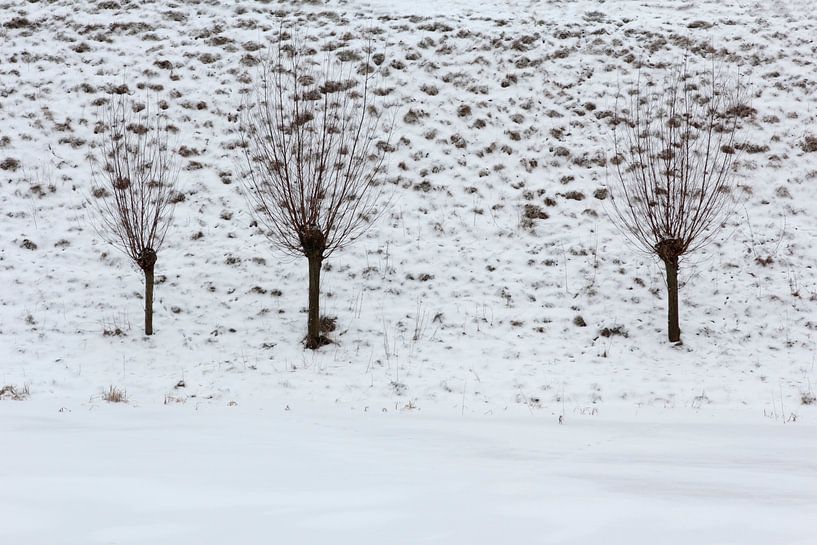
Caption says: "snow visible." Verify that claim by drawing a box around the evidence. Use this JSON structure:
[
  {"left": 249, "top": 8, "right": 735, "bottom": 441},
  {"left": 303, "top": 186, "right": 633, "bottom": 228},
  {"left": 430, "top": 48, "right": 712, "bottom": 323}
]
[
  {"left": 2, "top": 402, "right": 816, "bottom": 545},
  {"left": 1, "top": 0, "right": 817, "bottom": 541},
  {"left": 3, "top": 0, "right": 816, "bottom": 412}
]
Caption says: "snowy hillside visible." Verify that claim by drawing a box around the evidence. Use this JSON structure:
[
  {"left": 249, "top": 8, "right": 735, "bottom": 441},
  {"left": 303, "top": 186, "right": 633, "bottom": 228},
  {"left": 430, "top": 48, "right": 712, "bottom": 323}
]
[
  {"left": 1, "top": 0, "right": 816, "bottom": 543},
  {"left": 1, "top": 0, "right": 815, "bottom": 413}
]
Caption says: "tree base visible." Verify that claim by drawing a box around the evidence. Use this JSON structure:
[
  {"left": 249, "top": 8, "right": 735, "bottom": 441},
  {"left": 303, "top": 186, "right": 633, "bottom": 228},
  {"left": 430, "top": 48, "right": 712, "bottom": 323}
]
[{"left": 304, "top": 334, "right": 333, "bottom": 350}]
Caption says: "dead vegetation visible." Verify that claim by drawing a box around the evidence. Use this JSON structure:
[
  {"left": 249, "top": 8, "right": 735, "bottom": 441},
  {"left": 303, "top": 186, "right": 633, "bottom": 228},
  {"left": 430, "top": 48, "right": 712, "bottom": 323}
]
[
  {"left": 0, "top": 384, "right": 30, "bottom": 400},
  {"left": 103, "top": 385, "right": 128, "bottom": 403}
]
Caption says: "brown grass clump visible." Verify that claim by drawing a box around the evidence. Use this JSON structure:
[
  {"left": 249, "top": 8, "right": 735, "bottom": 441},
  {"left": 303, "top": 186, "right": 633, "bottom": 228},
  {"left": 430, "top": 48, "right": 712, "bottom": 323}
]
[
  {"left": 103, "top": 385, "right": 127, "bottom": 403},
  {"left": 0, "top": 384, "right": 30, "bottom": 400},
  {"left": 802, "top": 135, "right": 817, "bottom": 153}
]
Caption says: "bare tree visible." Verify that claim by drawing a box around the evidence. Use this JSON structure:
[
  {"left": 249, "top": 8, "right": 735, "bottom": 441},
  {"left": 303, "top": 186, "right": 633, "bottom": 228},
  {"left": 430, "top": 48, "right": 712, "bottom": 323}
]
[
  {"left": 89, "top": 94, "right": 180, "bottom": 336},
  {"left": 239, "top": 35, "right": 393, "bottom": 349},
  {"left": 609, "top": 60, "right": 744, "bottom": 343}
]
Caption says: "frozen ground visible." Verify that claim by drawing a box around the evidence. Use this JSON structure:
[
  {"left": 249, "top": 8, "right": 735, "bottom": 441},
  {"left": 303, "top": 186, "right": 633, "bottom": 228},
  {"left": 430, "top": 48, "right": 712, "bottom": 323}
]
[
  {"left": 1, "top": 0, "right": 817, "bottom": 541},
  {"left": 2, "top": 402, "right": 816, "bottom": 545}
]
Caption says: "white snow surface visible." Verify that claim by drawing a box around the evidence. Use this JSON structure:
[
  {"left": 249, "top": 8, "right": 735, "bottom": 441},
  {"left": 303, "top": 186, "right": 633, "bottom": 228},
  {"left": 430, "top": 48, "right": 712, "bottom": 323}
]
[
  {"left": 1, "top": 0, "right": 816, "bottom": 542},
  {"left": 2, "top": 402, "right": 816, "bottom": 545}
]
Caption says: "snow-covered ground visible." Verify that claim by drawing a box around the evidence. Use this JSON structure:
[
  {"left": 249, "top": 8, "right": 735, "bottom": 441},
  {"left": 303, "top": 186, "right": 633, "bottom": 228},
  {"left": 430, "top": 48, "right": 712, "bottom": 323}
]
[
  {"left": 2, "top": 402, "right": 816, "bottom": 545},
  {"left": 2, "top": 0, "right": 816, "bottom": 414},
  {"left": 1, "top": 0, "right": 816, "bottom": 541}
]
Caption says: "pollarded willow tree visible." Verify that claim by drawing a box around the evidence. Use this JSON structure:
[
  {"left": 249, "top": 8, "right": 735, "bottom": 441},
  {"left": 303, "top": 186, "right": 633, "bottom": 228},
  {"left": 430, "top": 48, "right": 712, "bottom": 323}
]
[
  {"left": 89, "top": 94, "right": 180, "bottom": 336},
  {"left": 609, "top": 60, "right": 744, "bottom": 343},
  {"left": 239, "top": 35, "right": 393, "bottom": 349}
]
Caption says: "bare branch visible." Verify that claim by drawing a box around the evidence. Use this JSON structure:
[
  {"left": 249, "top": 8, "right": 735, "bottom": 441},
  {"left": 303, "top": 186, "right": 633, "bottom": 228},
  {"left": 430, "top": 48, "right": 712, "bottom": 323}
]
[
  {"left": 238, "top": 32, "right": 394, "bottom": 261},
  {"left": 609, "top": 58, "right": 744, "bottom": 264},
  {"left": 89, "top": 93, "right": 180, "bottom": 270}
]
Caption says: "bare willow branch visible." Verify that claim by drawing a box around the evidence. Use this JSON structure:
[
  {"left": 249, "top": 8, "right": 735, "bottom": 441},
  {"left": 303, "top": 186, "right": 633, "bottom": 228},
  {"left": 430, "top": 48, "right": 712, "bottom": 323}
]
[
  {"left": 89, "top": 94, "right": 180, "bottom": 269},
  {"left": 609, "top": 58, "right": 743, "bottom": 262},
  {"left": 238, "top": 33, "right": 393, "bottom": 261}
]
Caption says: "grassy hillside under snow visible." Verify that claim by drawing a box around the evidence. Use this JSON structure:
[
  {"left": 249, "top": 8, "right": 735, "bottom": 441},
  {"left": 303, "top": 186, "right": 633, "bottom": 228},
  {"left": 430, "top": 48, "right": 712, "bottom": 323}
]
[{"left": 1, "top": 0, "right": 816, "bottom": 416}]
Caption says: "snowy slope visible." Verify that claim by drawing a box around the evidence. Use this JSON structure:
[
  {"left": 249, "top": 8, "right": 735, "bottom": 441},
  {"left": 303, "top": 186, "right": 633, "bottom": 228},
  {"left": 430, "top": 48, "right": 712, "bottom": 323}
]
[{"left": 2, "top": 0, "right": 815, "bottom": 414}]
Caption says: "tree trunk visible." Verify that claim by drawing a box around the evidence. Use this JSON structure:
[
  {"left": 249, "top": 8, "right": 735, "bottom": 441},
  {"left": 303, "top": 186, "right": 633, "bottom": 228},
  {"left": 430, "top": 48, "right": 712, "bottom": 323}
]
[
  {"left": 144, "top": 265, "right": 155, "bottom": 336},
  {"left": 664, "top": 258, "right": 680, "bottom": 343},
  {"left": 306, "top": 254, "right": 322, "bottom": 349}
]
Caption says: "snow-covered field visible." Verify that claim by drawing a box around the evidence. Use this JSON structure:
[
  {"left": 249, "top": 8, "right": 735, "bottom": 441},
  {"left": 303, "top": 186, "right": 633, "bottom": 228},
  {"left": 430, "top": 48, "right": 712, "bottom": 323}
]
[
  {"left": 2, "top": 402, "right": 816, "bottom": 545},
  {"left": 1, "top": 0, "right": 816, "bottom": 542}
]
